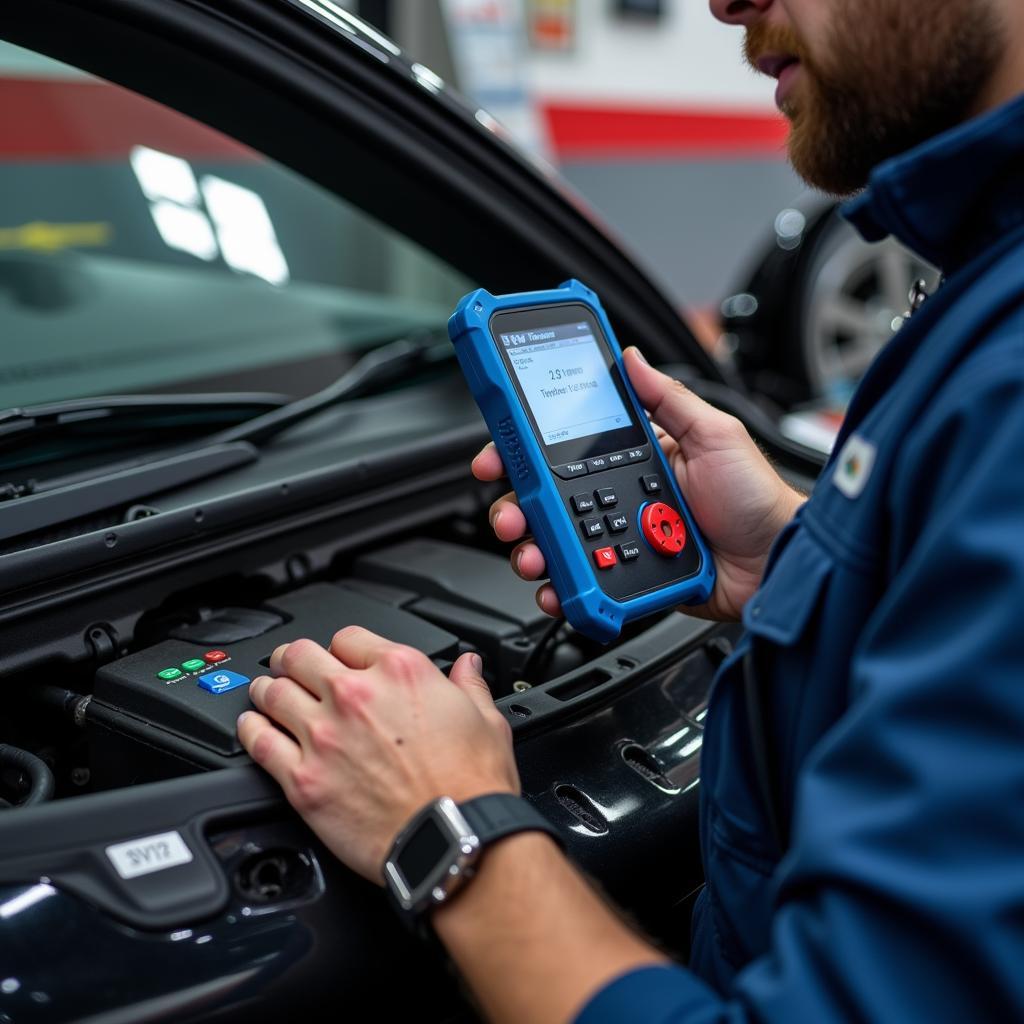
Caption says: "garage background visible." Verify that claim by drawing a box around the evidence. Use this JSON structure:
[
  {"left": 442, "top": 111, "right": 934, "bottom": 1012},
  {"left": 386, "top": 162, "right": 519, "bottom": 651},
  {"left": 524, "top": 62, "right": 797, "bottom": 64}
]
[{"left": 348, "top": 0, "right": 808, "bottom": 314}]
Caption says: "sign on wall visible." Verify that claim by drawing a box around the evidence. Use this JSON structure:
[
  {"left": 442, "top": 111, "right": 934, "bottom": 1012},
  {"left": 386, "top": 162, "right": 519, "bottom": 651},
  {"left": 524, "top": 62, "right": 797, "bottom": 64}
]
[
  {"left": 526, "top": 0, "right": 577, "bottom": 51},
  {"left": 441, "top": 0, "right": 551, "bottom": 157}
]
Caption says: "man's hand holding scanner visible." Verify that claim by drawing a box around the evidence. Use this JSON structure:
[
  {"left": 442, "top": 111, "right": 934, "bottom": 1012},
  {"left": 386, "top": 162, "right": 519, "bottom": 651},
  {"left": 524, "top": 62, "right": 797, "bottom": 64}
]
[{"left": 473, "top": 347, "right": 805, "bottom": 624}]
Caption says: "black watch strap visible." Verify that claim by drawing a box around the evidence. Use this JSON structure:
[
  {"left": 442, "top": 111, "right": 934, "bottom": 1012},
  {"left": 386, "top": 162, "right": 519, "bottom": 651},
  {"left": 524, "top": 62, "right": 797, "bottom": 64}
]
[
  {"left": 459, "top": 793, "right": 565, "bottom": 851},
  {"left": 385, "top": 794, "right": 564, "bottom": 948}
]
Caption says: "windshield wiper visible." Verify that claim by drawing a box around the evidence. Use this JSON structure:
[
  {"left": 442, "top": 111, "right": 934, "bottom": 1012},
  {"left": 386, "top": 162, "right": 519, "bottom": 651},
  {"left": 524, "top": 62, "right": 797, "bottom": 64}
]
[
  {"left": 0, "top": 334, "right": 455, "bottom": 545},
  {"left": 204, "top": 334, "right": 454, "bottom": 447},
  {"left": 0, "top": 393, "right": 290, "bottom": 478},
  {"left": 0, "top": 332, "right": 453, "bottom": 486}
]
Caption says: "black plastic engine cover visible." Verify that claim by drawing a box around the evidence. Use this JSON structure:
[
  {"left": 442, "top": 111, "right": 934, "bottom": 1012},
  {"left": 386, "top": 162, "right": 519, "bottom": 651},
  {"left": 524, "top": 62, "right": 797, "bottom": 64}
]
[
  {"left": 354, "top": 539, "right": 555, "bottom": 689},
  {"left": 91, "top": 583, "right": 460, "bottom": 764}
]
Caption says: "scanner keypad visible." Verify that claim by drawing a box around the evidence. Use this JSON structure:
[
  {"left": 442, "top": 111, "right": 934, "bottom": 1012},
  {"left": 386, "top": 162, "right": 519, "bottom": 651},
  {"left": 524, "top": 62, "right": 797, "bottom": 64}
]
[{"left": 561, "top": 448, "right": 700, "bottom": 598}]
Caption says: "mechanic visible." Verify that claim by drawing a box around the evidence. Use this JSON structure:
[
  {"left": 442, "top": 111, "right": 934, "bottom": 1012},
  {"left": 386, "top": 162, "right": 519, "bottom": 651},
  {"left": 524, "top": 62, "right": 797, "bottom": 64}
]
[{"left": 236, "top": 0, "right": 1024, "bottom": 1020}]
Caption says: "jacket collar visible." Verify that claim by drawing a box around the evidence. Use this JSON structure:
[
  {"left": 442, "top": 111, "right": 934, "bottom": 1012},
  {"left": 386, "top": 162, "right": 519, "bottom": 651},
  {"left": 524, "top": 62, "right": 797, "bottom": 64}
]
[{"left": 843, "top": 91, "right": 1024, "bottom": 273}]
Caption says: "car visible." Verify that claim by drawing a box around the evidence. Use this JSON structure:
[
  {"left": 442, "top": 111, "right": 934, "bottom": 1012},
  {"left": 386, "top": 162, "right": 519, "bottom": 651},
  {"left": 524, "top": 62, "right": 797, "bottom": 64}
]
[
  {"left": 722, "top": 200, "right": 940, "bottom": 415},
  {"left": 0, "top": 2, "right": 823, "bottom": 1020}
]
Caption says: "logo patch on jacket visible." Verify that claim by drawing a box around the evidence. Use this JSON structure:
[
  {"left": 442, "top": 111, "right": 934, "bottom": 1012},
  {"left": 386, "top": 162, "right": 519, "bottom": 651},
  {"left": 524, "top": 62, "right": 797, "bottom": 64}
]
[{"left": 833, "top": 434, "right": 877, "bottom": 498}]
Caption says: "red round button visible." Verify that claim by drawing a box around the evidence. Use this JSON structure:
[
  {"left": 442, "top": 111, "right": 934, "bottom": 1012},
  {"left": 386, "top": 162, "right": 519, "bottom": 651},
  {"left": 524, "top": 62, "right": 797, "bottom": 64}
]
[{"left": 640, "top": 502, "right": 687, "bottom": 557}]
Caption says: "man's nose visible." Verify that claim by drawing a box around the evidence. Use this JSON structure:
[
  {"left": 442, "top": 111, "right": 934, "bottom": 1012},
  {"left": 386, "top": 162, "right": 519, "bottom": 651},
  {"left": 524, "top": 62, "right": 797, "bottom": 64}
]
[{"left": 709, "top": 0, "right": 774, "bottom": 26}]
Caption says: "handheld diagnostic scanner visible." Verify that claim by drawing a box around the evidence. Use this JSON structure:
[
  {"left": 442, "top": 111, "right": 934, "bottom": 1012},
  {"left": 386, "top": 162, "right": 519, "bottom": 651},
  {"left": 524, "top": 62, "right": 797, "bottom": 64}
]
[{"left": 448, "top": 280, "right": 715, "bottom": 643}]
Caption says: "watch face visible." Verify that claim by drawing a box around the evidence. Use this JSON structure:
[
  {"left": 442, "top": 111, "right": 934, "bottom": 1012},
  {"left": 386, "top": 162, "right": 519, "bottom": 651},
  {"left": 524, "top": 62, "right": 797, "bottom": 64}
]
[
  {"left": 395, "top": 816, "right": 450, "bottom": 891},
  {"left": 384, "top": 797, "right": 481, "bottom": 912}
]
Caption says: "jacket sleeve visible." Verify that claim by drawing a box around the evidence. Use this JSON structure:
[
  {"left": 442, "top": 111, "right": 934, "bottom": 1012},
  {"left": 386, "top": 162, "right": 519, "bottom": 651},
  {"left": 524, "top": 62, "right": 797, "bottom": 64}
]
[{"left": 577, "top": 346, "right": 1024, "bottom": 1024}]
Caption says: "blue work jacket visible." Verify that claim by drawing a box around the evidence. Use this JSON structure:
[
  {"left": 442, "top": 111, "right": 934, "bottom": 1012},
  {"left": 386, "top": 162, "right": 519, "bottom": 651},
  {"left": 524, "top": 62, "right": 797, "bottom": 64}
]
[{"left": 578, "top": 93, "right": 1024, "bottom": 1022}]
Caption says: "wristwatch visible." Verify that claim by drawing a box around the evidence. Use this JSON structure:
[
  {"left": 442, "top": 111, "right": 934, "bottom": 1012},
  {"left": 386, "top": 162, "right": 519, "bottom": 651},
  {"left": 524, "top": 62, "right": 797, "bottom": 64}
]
[{"left": 383, "top": 793, "right": 563, "bottom": 927}]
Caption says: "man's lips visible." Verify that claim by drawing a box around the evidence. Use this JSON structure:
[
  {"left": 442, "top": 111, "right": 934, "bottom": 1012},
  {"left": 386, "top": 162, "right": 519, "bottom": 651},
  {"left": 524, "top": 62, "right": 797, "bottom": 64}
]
[
  {"left": 754, "top": 54, "right": 803, "bottom": 109},
  {"left": 755, "top": 54, "right": 800, "bottom": 80}
]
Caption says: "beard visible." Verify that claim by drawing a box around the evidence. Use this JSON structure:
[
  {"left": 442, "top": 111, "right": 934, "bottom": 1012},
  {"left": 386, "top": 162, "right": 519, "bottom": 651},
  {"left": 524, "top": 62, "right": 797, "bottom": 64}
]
[{"left": 745, "top": 0, "right": 1005, "bottom": 196}]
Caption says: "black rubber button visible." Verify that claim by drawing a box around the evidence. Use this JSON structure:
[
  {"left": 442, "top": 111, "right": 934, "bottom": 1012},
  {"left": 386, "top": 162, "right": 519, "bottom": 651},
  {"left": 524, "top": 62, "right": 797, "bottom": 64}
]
[
  {"left": 571, "top": 493, "right": 596, "bottom": 515},
  {"left": 605, "top": 512, "right": 629, "bottom": 533},
  {"left": 594, "top": 487, "right": 618, "bottom": 509},
  {"left": 555, "top": 462, "right": 589, "bottom": 479},
  {"left": 618, "top": 542, "right": 641, "bottom": 561},
  {"left": 580, "top": 518, "right": 604, "bottom": 539},
  {"left": 586, "top": 455, "right": 611, "bottom": 473},
  {"left": 626, "top": 446, "right": 651, "bottom": 463},
  {"left": 641, "top": 474, "right": 662, "bottom": 495}
]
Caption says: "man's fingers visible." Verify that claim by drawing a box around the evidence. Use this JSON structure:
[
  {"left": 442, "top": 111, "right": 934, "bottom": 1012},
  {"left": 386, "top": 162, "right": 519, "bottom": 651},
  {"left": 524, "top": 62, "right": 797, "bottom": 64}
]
[
  {"left": 490, "top": 493, "right": 529, "bottom": 543},
  {"left": 448, "top": 652, "right": 495, "bottom": 714},
  {"left": 249, "top": 675, "right": 320, "bottom": 739},
  {"left": 268, "top": 638, "right": 342, "bottom": 698},
  {"left": 536, "top": 584, "right": 561, "bottom": 618},
  {"left": 471, "top": 442, "right": 505, "bottom": 482},
  {"left": 623, "top": 347, "right": 713, "bottom": 452},
  {"left": 329, "top": 624, "right": 399, "bottom": 670},
  {"left": 511, "top": 541, "right": 547, "bottom": 581},
  {"left": 238, "top": 710, "right": 302, "bottom": 780}
]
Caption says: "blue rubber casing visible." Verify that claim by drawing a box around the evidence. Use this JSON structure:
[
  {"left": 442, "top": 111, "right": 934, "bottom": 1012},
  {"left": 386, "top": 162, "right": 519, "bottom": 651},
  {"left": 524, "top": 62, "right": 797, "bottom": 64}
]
[{"left": 448, "top": 279, "right": 715, "bottom": 643}]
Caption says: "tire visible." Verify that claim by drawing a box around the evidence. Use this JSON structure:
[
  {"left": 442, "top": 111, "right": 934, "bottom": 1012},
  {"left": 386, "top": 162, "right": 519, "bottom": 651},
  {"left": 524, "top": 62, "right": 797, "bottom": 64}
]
[{"left": 793, "top": 211, "right": 939, "bottom": 399}]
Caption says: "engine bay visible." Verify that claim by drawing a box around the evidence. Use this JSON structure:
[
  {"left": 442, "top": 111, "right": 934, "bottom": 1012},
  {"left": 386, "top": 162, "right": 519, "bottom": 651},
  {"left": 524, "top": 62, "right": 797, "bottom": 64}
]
[
  {"left": 0, "top": 373, "right": 765, "bottom": 1024},
  {"left": 1, "top": 495, "right": 721, "bottom": 807},
  {"left": 81, "top": 538, "right": 603, "bottom": 787}
]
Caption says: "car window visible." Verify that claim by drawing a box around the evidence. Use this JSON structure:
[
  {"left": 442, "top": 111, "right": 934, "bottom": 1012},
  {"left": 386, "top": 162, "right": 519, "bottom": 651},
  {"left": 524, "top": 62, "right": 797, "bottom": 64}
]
[{"left": 0, "top": 39, "right": 472, "bottom": 408}]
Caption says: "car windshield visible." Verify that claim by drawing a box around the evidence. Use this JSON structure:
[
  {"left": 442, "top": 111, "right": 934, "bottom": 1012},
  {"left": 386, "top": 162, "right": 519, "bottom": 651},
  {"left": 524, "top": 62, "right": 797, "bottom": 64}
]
[{"left": 0, "top": 40, "right": 472, "bottom": 409}]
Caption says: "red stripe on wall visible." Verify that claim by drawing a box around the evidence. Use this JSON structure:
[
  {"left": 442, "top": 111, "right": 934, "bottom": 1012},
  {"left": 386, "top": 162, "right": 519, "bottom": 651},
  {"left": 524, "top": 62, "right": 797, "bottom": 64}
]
[
  {"left": 0, "top": 78, "right": 785, "bottom": 164},
  {"left": 0, "top": 78, "right": 257, "bottom": 161},
  {"left": 542, "top": 103, "right": 790, "bottom": 160}
]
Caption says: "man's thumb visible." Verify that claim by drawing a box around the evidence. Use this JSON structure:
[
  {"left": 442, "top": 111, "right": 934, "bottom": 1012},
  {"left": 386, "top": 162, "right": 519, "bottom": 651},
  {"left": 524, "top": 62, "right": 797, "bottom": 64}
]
[
  {"left": 449, "top": 652, "right": 494, "bottom": 712},
  {"left": 623, "top": 346, "right": 710, "bottom": 449}
]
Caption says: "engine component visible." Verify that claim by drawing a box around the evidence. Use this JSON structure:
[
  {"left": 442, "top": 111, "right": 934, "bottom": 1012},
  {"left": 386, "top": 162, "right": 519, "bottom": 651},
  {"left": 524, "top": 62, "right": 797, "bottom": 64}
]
[
  {"left": 353, "top": 539, "right": 564, "bottom": 690},
  {"left": 167, "top": 607, "right": 286, "bottom": 645},
  {"left": 89, "top": 582, "right": 460, "bottom": 782},
  {"left": 0, "top": 744, "right": 55, "bottom": 808}
]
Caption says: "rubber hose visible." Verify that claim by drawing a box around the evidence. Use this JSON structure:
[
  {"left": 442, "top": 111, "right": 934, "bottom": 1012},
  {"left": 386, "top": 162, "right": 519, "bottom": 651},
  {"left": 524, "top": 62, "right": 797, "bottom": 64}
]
[{"left": 0, "top": 744, "right": 55, "bottom": 807}]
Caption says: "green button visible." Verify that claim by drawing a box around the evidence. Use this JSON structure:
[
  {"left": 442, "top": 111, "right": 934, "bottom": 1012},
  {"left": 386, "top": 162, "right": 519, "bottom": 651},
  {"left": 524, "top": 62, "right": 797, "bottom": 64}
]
[
  {"left": 181, "top": 659, "right": 206, "bottom": 672},
  {"left": 157, "top": 667, "right": 183, "bottom": 681}
]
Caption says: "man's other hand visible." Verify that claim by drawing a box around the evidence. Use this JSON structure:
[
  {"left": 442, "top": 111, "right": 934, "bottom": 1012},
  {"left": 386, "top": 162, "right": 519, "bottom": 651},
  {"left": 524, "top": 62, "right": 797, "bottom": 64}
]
[
  {"left": 237, "top": 631, "right": 519, "bottom": 882},
  {"left": 473, "top": 347, "right": 805, "bottom": 622}
]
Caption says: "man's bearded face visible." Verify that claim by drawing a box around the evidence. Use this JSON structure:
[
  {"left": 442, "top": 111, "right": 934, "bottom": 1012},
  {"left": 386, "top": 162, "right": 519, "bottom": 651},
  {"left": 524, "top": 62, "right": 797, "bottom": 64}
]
[{"left": 745, "top": 0, "right": 1004, "bottom": 196}]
